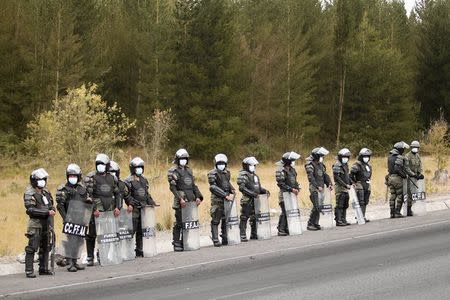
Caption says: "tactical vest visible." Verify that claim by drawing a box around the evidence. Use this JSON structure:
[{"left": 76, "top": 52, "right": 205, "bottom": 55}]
[
  {"left": 92, "top": 173, "right": 115, "bottom": 210},
  {"left": 63, "top": 184, "right": 88, "bottom": 211},
  {"left": 309, "top": 161, "right": 326, "bottom": 187},
  {"left": 174, "top": 167, "right": 196, "bottom": 201},
  {"left": 388, "top": 154, "right": 397, "bottom": 174},
  {"left": 129, "top": 177, "right": 149, "bottom": 204},
  {"left": 214, "top": 171, "right": 232, "bottom": 193},
  {"left": 284, "top": 167, "right": 298, "bottom": 188}
]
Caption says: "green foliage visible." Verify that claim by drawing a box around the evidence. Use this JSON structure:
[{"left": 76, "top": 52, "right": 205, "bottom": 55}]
[{"left": 25, "top": 85, "right": 135, "bottom": 169}]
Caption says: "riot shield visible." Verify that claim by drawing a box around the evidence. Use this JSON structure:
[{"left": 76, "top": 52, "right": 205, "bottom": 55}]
[
  {"left": 95, "top": 211, "right": 122, "bottom": 266},
  {"left": 412, "top": 179, "right": 427, "bottom": 216},
  {"left": 61, "top": 200, "right": 93, "bottom": 259},
  {"left": 118, "top": 208, "right": 135, "bottom": 261},
  {"left": 349, "top": 187, "right": 365, "bottom": 225},
  {"left": 141, "top": 205, "right": 157, "bottom": 257},
  {"left": 402, "top": 178, "right": 409, "bottom": 216},
  {"left": 319, "top": 188, "right": 334, "bottom": 229},
  {"left": 224, "top": 196, "right": 240, "bottom": 245},
  {"left": 255, "top": 193, "right": 271, "bottom": 240},
  {"left": 282, "top": 192, "right": 302, "bottom": 235},
  {"left": 182, "top": 202, "right": 200, "bottom": 251}
]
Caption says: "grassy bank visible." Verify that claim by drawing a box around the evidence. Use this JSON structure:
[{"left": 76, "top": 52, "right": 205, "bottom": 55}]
[{"left": 0, "top": 156, "right": 447, "bottom": 256}]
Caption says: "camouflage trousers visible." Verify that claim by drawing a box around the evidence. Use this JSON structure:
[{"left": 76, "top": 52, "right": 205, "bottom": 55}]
[{"left": 388, "top": 175, "right": 404, "bottom": 211}]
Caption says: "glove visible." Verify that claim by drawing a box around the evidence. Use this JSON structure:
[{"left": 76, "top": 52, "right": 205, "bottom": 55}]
[
  {"left": 131, "top": 198, "right": 141, "bottom": 208},
  {"left": 418, "top": 174, "right": 424, "bottom": 180}
]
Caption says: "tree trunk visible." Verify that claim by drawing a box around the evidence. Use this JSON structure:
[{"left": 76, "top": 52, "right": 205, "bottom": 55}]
[
  {"left": 55, "top": 7, "right": 62, "bottom": 101},
  {"left": 286, "top": 1, "right": 292, "bottom": 140},
  {"left": 336, "top": 67, "right": 346, "bottom": 148}
]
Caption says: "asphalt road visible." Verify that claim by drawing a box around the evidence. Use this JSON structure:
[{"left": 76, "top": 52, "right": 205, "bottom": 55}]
[{"left": 2, "top": 209, "right": 450, "bottom": 300}]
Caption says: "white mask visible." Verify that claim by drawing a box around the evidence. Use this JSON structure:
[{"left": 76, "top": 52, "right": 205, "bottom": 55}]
[
  {"left": 217, "top": 164, "right": 226, "bottom": 171},
  {"left": 68, "top": 176, "right": 78, "bottom": 185},
  {"left": 37, "top": 179, "right": 46, "bottom": 188},
  {"left": 319, "top": 157, "right": 324, "bottom": 163},
  {"left": 342, "top": 157, "right": 349, "bottom": 164},
  {"left": 135, "top": 167, "right": 143, "bottom": 175},
  {"left": 249, "top": 165, "right": 256, "bottom": 173},
  {"left": 291, "top": 161, "right": 296, "bottom": 167},
  {"left": 411, "top": 148, "right": 419, "bottom": 154},
  {"left": 96, "top": 164, "right": 106, "bottom": 173},
  {"left": 363, "top": 157, "right": 370, "bottom": 163},
  {"left": 179, "top": 159, "right": 188, "bottom": 166}
]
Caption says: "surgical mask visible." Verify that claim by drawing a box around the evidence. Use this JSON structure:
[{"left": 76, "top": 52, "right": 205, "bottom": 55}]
[
  {"left": 249, "top": 165, "right": 256, "bottom": 173},
  {"left": 37, "top": 179, "right": 46, "bottom": 188},
  {"left": 135, "top": 167, "right": 143, "bottom": 175},
  {"left": 291, "top": 161, "right": 296, "bottom": 167},
  {"left": 342, "top": 157, "right": 349, "bottom": 164},
  {"left": 96, "top": 164, "right": 106, "bottom": 173},
  {"left": 363, "top": 157, "right": 370, "bottom": 163},
  {"left": 411, "top": 148, "right": 419, "bottom": 154},
  {"left": 179, "top": 159, "right": 188, "bottom": 166},
  {"left": 319, "top": 157, "right": 324, "bottom": 163},
  {"left": 68, "top": 176, "right": 78, "bottom": 185},
  {"left": 217, "top": 164, "right": 226, "bottom": 171}
]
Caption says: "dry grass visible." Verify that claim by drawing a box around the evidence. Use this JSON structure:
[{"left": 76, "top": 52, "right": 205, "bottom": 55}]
[{"left": 0, "top": 156, "right": 448, "bottom": 256}]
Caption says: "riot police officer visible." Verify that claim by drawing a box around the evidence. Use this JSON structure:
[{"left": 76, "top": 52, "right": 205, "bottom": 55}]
[
  {"left": 109, "top": 160, "right": 130, "bottom": 212},
  {"left": 405, "top": 141, "right": 424, "bottom": 216},
  {"left": 275, "top": 151, "right": 301, "bottom": 236},
  {"left": 124, "top": 157, "right": 157, "bottom": 257},
  {"left": 84, "top": 154, "right": 121, "bottom": 266},
  {"left": 350, "top": 148, "right": 372, "bottom": 222},
  {"left": 305, "top": 147, "right": 332, "bottom": 231},
  {"left": 24, "top": 168, "right": 56, "bottom": 278},
  {"left": 208, "top": 154, "right": 235, "bottom": 247},
  {"left": 333, "top": 148, "right": 352, "bottom": 226},
  {"left": 237, "top": 156, "right": 269, "bottom": 242},
  {"left": 56, "top": 164, "right": 91, "bottom": 272},
  {"left": 387, "top": 141, "right": 409, "bottom": 218},
  {"left": 168, "top": 149, "right": 203, "bottom": 252}
]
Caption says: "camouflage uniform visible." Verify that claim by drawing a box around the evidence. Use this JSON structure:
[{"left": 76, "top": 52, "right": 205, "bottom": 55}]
[
  {"left": 124, "top": 174, "right": 155, "bottom": 256},
  {"left": 237, "top": 169, "right": 267, "bottom": 240},
  {"left": 387, "top": 149, "right": 407, "bottom": 217},
  {"left": 168, "top": 166, "right": 203, "bottom": 250},
  {"left": 405, "top": 151, "right": 423, "bottom": 214},
  {"left": 24, "top": 185, "right": 55, "bottom": 277},
  {"left": 84, "top": 171, "right": 121, "bottom": 261},
  {"left": 350, "top": 159, "right": 372, "bottom": 219},
  {"left": 305, "top": 156, "right": 332, "bottom": 229},
  {"left": 208, "top": 168, "right": 235, "bottom": 245},
  {"left": 275, "top": 165, "right": 299, "bottom": 234},
  {"left": 333, "top": 161, "right": 351, "bottom": 225},
  {"left": 56, "top": 181, "right": 90, "bottom": 271}
]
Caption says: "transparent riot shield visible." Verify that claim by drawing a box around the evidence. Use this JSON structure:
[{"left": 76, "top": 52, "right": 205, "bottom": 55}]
[
  {"left": 255, "top": 193, "right": 271, "bottom": 240},
  {"left": 141, "top": 206, "right": 157, "bottom": 257},
  {"left": 95, "top": 211, "right": 122, "bottom": 266},
  {"left": 61, "top": 200, "right": 93, "bottom": 259},
  {"left": 182, "top": 202, "right": 200, "bottom": 251},
  {"left": 402, "top": 178, "right": 409, "bottom": 216},
  {"left": 349, "top": 187, "right": 365, "bottom": 225},
  {"left": 319, "top": 188, "right": 334, "bottom": 229},
  {"left": 118, "top": 208, "right": 135, "bottom": 261},
  {"left": 224, "top": 196, "right": 240, "bottom": 245},
  {"left": 412, "top": 179, "right": 427, "bottom": 216},
  {"left": 282, "top": 192, "right": 302, "bottom": 235}
]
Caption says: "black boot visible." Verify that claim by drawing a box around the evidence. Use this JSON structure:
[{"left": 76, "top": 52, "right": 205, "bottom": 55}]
[
  {"left": 277, "top": 214, "right": 288, "bottom": 236},
  {"left": 211, "top": 224, "right": 222, "bottom": 247},
  {"left": 172, "top": 225, "right": 184, "bottom": 252},
  {"left": 394, "top": 208, "right": 404, "bottom": 218},
  {"left": 220, "top": 222, "right": 228, "bottom": 245},
  {"left": 239, "top": 220, "right": 248, "bottom": 242},
  {"left": 342, "top": 210, "right": 351, "bottom": 225},
  {"left": 307, "top": 223, "right": 319, "bottom": 231},
  {"left": 250, "top": 220, "right": 258, "bottom": 240},
  {"left": 25, "top": 252, "right": 36, "bottom": 278},
  {"left": 390, "top": 208, "right": 396, "bottom": 219},
  {"left": 407, "top": 206, "right": 413, "bottom": 217},
  {"left": 335, "top": 208, "right": 345, "bottom": 226},
  {"left": 67, "top": 258, "right": 77, "bottom": 272},
  {"left": 73, "top": 259, "right": 85, "bottom": 270},
  {"left": 361, "top": 205, "right": 370, "bottom": 222},
  {"left": 38, "top": 252, "right": 53, "bottom": 275},
  {"left": 135, "top": 249, "right": 144, "bottom": 257},
  {"left": 86, "top": 238, "right": 95, "bottom": 266}
]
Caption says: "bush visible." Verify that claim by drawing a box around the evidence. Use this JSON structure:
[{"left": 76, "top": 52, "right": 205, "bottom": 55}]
[
  {"left": 422, "top": 113, "right": 449, "bottom": 170},
  {"left": 25, "top": 85, "right": 135, "bottom": 169}
]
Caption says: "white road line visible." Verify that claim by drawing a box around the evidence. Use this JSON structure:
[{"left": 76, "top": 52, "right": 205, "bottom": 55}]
[
  {"left": 210, "top": 284, "right": 287, "bottom": 300},
  {"left": 2, "top": 218, "right": 449, "bottom": 298}
]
